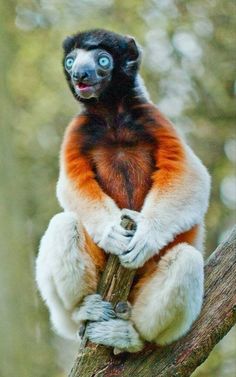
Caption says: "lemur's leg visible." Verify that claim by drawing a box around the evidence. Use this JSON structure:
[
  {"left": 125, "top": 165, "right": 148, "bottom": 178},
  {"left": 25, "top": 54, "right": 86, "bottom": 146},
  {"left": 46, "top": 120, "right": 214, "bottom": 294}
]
[
  {"left": 36, "top": 212, "right": 115, "bottom": 341},
  {"left": 87, "top": 242, "right": 203, "bottom": 351},
  {"left": 131, "top": 242, "right": 204, "bottom": 345}
]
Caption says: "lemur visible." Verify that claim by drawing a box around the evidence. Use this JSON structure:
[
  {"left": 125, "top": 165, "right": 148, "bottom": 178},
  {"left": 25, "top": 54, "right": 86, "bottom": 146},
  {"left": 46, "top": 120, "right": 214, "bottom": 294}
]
[{"left": 36, "top": 29, "right": 210, "bottom": 353}]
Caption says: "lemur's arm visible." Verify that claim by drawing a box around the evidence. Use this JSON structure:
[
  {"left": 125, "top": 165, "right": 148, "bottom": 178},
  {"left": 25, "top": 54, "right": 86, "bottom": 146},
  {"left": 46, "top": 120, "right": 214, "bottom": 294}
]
[
  {"left": 57, "top": 116, "right": 131, "bottom": 253},
  {"left": 120, "top": 112, "right": 211, "bottom": 268}
]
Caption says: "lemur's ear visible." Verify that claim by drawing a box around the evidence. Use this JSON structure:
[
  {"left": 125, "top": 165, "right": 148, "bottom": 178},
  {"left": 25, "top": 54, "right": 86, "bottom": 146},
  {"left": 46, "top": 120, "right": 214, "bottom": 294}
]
[
  {"left": 62, "top": 36, "right": 75, "bottom": 52},
  {"left": 124, "top": 36, "right": 142, "bottom": 75},
  {"left": 125, "top": 36, "right": 142, "bottom": 62}
]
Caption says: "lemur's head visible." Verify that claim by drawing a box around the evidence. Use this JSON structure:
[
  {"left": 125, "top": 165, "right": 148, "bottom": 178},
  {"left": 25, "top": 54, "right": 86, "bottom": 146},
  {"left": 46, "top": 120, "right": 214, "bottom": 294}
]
[{"left": 62, "top": 29, "right": 141, "bottom": 102}]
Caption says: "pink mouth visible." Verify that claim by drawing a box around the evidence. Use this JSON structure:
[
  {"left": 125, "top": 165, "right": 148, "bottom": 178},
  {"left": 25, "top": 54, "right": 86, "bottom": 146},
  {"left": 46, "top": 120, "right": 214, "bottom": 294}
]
[{"left": 76, "top": 82, "right": 94, "bottom": 91}]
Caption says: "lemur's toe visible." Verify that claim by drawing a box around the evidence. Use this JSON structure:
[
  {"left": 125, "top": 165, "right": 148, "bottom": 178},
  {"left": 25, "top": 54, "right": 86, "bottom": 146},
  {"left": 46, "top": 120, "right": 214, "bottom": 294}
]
[{"left": 115, "top": 301, "right": 132, "bottom": 320}]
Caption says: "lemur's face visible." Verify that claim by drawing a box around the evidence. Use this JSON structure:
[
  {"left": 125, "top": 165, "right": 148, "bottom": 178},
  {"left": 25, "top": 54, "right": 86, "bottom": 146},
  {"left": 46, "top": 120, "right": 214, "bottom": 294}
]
[{"left": 64, "top": 48, "right": 114, "bottom": 99}]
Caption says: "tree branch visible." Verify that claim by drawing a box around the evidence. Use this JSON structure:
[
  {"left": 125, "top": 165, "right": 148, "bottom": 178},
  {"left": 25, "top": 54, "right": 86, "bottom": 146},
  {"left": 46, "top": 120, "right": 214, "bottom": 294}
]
[
  {"left": 74, "top": 216, "right": 136, "bottom": 358},
  {"left": 69, "top": 226, "right": 236, "bottom": 377}
]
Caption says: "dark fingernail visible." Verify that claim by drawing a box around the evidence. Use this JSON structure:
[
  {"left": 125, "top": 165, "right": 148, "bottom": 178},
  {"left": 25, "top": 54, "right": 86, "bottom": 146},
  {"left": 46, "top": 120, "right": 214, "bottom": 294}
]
[
  {"left": 122, "top": 249, "right": 130, "bottom": 255},
  {"left": 79, "top": 323, "right": 86, "bottom": 337}
]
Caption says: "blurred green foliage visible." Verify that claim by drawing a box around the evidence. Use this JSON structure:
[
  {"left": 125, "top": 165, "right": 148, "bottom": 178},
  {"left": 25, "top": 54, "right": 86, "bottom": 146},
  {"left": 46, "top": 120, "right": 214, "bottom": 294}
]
[{"left": 0, "top": 1, "right": 235, "bottom": 376}]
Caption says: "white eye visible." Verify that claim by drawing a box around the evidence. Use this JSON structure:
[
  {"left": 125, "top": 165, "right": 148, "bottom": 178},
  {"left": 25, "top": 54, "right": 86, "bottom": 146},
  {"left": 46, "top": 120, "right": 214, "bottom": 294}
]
[
  {"left": 65, "top": 57, "right": 74, "bottom": 70},
  {"left": 98, "top": 55, "right": 111, "bottom": 68}
]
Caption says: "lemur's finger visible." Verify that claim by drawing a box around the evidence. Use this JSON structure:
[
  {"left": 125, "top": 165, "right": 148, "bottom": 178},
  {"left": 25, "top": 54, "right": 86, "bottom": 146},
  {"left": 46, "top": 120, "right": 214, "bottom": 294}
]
[
  {"left": 121, "top": 208, "right": 139, "bottom": 220},
  {"left": 113, "top": 224, "right": 135, "bottom": 237}
]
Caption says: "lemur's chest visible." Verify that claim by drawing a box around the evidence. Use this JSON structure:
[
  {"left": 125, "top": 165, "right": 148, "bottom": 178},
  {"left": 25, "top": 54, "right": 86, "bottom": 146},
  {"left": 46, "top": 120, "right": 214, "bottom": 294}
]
[{"left": 86, "top": 125, "right": 156, "bottom": 210}]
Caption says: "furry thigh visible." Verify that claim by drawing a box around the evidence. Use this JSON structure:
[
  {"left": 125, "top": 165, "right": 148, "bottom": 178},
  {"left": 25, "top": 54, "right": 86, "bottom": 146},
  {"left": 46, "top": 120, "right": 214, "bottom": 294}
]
[{"left": 131, "top": 242, "right": 204, "bottom": 345}]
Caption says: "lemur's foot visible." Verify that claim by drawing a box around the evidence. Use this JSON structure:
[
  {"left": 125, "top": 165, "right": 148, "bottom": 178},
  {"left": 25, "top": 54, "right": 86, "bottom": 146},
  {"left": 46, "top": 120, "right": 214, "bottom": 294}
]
[
  {"left": 86, "top": 318, "right": 144, "bottom": 352},
  {"left": 72, "top": 294, "right": 116, "bottom": 323}
]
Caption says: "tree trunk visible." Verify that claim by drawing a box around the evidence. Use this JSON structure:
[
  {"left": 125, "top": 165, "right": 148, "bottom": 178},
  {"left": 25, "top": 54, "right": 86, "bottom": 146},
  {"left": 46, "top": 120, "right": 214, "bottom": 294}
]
[{"left": 69, "top": 226, "right": 236, "bottom": 377}]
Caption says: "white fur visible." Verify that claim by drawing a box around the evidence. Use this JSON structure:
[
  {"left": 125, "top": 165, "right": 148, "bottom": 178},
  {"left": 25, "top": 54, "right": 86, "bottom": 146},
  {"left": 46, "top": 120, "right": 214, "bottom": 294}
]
[
  {"left": 136, "top": 74, "right": 151, "bottom": 101},
  {"left": 132, "top": 242, "right": 204, "bottom": 345},
  {"left": 119, "top": 146, "right": 210, "bottom": 269},
  {"left": 57, "top": 164, "right": 121, "bottom": 243},
  {"left": 73, "top": 49, "right": 96, "bottom": 71},
  {"left": 36, "top": 212, "right": 120, "bottom": 340}
]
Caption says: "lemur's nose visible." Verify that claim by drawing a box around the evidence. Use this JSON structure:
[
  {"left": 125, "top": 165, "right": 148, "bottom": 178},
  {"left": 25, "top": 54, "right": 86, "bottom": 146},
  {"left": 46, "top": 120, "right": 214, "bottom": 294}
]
[
  {"left": 80, "top": 70, "right": 90, "bottom": 81},
  {"left": 72, "top": 68, "right": 92, "bottom": 82}
]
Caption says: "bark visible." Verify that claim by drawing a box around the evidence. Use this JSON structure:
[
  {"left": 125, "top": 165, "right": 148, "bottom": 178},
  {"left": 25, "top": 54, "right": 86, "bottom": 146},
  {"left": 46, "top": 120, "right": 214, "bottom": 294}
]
[{"left": 69, "top": 226, "right": 236, "bottom": 377}]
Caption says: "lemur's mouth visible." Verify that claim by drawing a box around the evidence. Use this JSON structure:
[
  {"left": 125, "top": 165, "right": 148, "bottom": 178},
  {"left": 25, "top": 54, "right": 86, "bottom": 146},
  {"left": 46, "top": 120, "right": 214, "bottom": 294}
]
[
  {"left": 76, "top": 82, "right": 98, "bottom": 90},
  {"left": 77, "top": 82, "right": 91, "bottom": 90},
  {"left": 74, "top": 80, "right": 101, "bottom": 99}
]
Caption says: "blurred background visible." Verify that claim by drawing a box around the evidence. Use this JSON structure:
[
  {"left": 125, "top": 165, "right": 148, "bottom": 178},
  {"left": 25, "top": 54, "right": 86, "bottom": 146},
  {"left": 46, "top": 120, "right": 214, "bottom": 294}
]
[{"left": 0, "top": 1, "right": 235, "bottom": 376}]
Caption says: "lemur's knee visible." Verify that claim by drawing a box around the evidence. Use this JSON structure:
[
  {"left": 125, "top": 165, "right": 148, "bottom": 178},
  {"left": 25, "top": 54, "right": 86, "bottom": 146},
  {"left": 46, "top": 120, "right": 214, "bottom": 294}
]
[
  {"left": 132, "top": 243, "right": 204, "bottom": 344},
  {"left": 36, "top": 211, "right": 97, "bottom": 317},
  {"left": 44, "top": 212, "right": 85, "bottom": 251}
]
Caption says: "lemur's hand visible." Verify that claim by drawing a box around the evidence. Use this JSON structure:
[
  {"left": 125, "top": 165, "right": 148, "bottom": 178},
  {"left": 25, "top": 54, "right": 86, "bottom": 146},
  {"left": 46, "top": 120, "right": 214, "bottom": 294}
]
[
  {"left": 98, "top": 217, "right": 135, "bottom": 256},
  {"left": 119, "top": 209, "right": 158, "bottom": 269}
]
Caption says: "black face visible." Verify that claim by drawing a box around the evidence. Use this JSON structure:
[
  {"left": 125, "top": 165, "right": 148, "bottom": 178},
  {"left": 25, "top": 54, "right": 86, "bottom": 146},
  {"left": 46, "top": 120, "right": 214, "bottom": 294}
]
[
  {"left": 64, "top": 48, "right": 114, "bottom": 100},
  {"left": 62, "top": 29, "right": 141, "bottom": 103}
]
